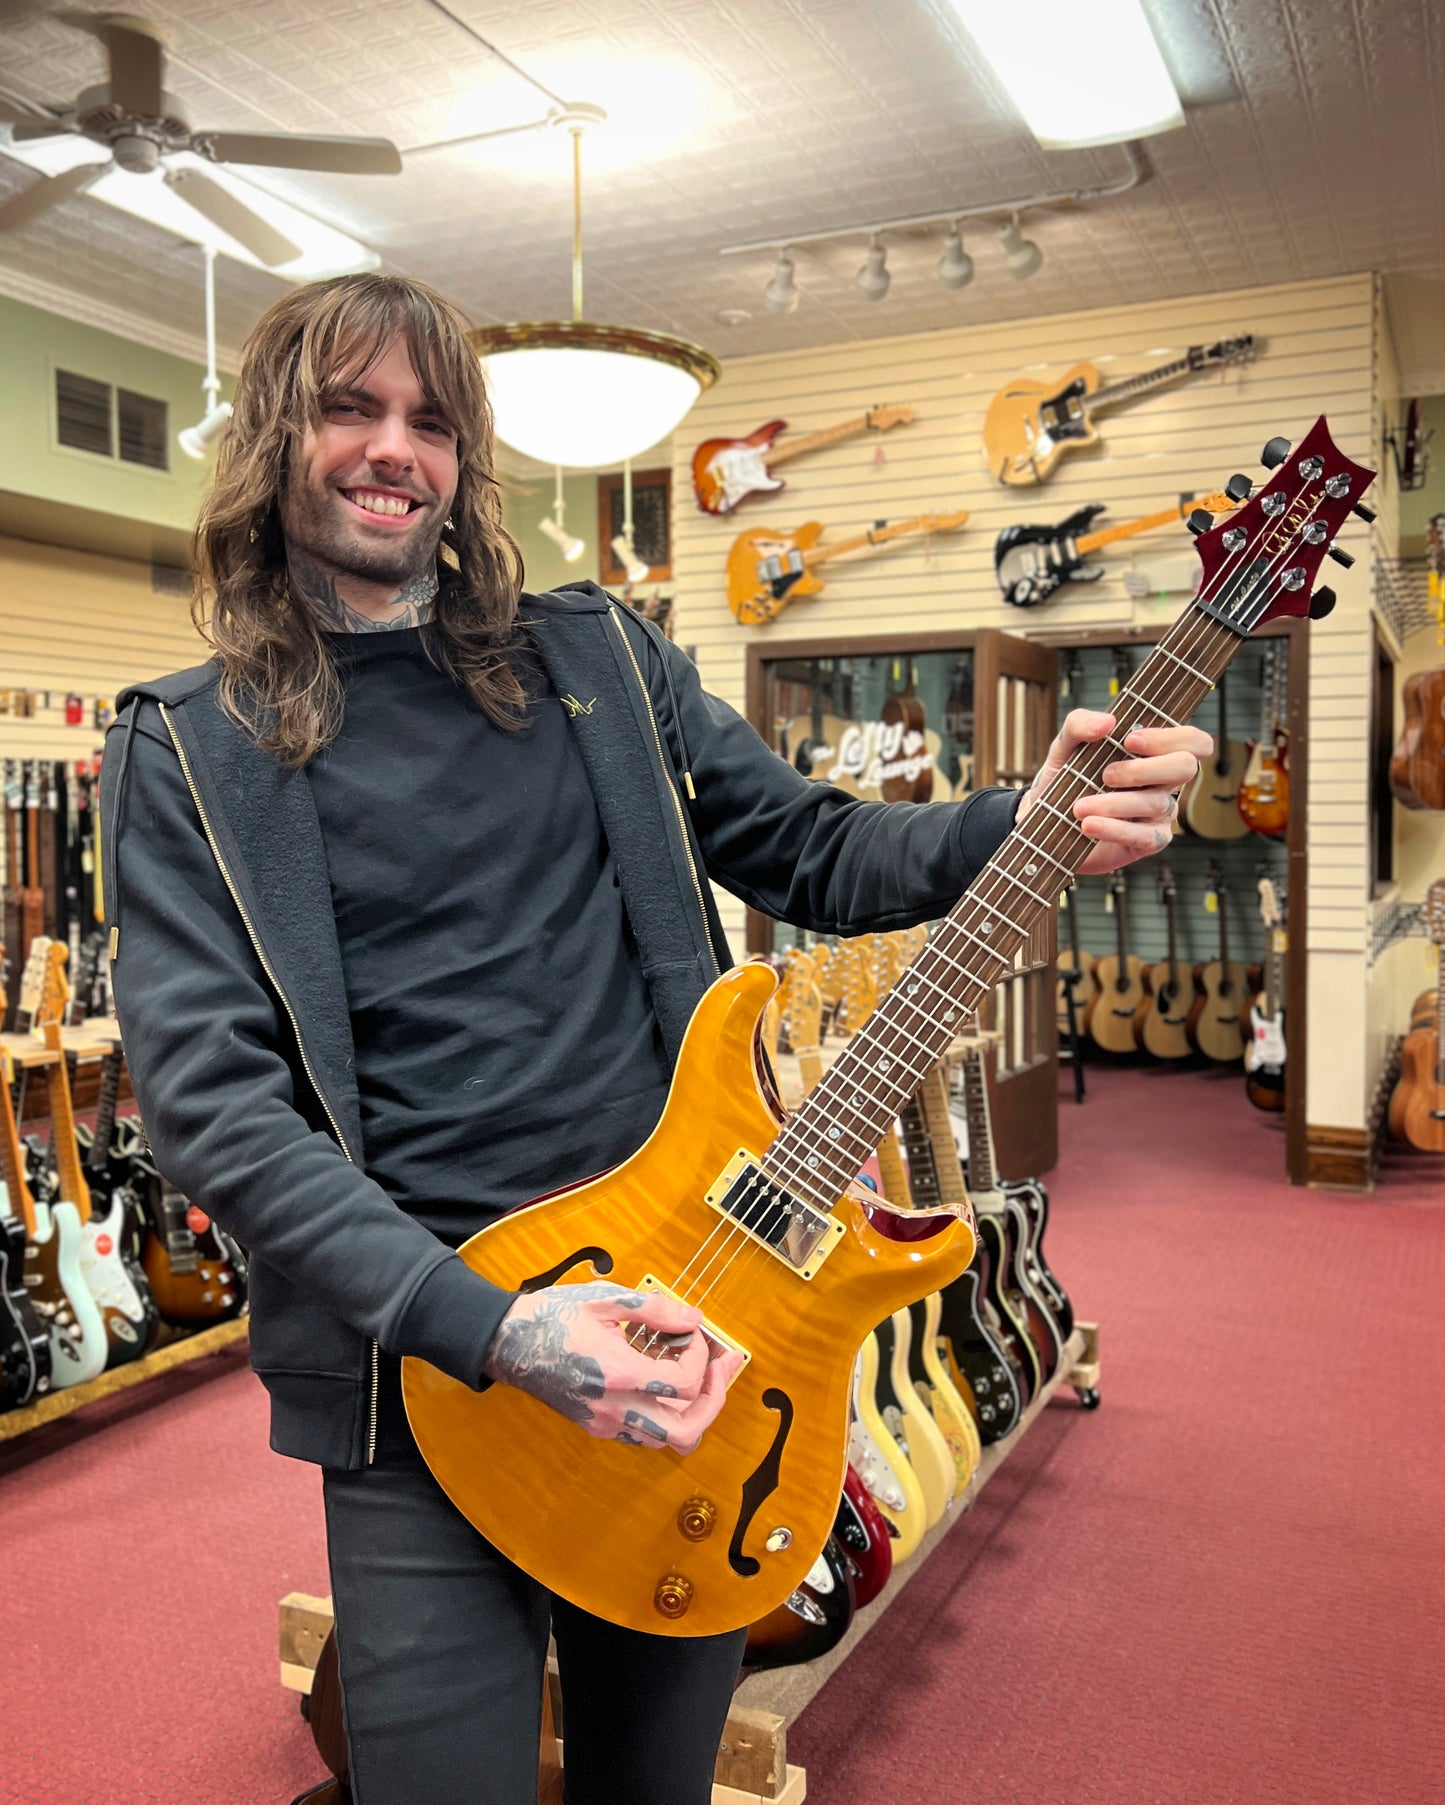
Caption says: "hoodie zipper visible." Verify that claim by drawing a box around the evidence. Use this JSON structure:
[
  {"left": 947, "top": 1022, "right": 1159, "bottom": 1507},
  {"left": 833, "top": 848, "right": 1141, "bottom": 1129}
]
[
  {"left": 608, "top": 609, "right": 719, "bottom": 977},
  {"left": 158, "top": 704, "right": 380, "bottom": 1464}
]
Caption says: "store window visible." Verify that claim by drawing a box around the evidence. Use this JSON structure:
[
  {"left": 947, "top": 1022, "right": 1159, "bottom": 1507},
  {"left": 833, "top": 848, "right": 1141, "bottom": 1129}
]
[
  {"left": 597, "top": 466, "right": 671, "bottom": 584},
  {"left": 54, "top": 369, "right": 169, "bottom": 470}
]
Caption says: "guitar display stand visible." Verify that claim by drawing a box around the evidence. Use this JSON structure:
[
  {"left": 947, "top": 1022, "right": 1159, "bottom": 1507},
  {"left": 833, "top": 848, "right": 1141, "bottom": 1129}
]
[{"left": 275, "top": 1324, "right": 1100, "bottom": 1801}]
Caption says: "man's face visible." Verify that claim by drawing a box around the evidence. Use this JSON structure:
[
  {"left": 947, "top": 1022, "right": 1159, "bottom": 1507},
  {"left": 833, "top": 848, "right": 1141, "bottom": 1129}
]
[{"left": 280, "top": 333, "right": 460, "bottom": 589}]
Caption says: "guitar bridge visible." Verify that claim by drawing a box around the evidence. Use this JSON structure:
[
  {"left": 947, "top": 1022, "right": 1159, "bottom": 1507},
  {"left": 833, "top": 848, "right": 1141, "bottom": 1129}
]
[{"left": 703, "top": 1153, "right": 845, "bottom": 1281}]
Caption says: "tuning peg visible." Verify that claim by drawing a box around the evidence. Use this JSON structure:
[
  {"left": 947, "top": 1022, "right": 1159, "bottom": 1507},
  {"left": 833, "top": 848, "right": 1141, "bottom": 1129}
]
[
  {"left": 1260, "top": 436, "right": 1291, "bottom": 468},
  {"left": 1225, "top": 473, "right": 1253, "bottom": 501},
  {"left": 1327, "top": 544, "right": 1355, "bottom": 569},
  {"left": 1187, "top": 509, "right": 1213, "bottom": 535},
  {"left": 1309, "top": 585, "right": 1337, "bottom": 620},
  {"left": 1351, "top": 501, "right": 1377, "bottom": 524}
]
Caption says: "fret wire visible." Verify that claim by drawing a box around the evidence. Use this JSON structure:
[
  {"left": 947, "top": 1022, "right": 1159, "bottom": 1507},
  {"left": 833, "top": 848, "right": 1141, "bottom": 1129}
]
[
  {"left": 989, "top": 865, "right": 1053, "bottom": 910},
  {"left": 1156, "top": 644, "right": 1216, "bottom": 686}
]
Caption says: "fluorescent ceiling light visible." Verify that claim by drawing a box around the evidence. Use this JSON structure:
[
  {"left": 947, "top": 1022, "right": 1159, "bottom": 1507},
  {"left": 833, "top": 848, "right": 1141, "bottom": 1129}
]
[
  {"left": 0, "top": 132, "right": 378, "bottom": 279},
  {"left": 944, "top": 0, "right": 1184, "bottom": 149}
]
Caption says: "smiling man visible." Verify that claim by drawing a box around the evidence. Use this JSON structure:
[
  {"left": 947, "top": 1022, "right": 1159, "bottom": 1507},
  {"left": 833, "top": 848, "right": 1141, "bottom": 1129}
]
[{"left": 103, "top": 273, "right": 1208, "bottom": 1805}]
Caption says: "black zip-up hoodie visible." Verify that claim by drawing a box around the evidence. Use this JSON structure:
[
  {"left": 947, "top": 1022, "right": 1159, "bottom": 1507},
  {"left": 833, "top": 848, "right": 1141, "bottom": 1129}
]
[{"left": 102, "top": 585, "right": 1022, "bottom": 1469}]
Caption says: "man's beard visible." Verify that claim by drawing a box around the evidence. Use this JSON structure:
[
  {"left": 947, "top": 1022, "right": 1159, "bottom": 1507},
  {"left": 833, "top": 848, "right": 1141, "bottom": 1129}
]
[{"left": 281, "top": 469, "right": 446, "bottom": 589}]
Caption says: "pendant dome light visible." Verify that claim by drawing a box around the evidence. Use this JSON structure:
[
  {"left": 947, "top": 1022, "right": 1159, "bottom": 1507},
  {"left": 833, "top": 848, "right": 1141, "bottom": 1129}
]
[{"left": 469, "top": 106, "right": 720, "bottom": 470}]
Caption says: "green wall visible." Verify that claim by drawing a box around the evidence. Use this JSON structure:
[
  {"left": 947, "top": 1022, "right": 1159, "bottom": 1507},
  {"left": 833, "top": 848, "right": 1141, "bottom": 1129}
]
[
  {"left": 0, "top": 294, "right": 226, "bottom": 532},
  {"left": 502, "top": 469, "right": 600, "bottom": 594}
]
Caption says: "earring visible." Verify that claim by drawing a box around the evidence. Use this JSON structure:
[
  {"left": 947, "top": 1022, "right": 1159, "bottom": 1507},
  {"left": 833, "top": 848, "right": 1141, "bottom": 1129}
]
[{"left": 445, "top": 515, "right": 455, "bottom": 529}]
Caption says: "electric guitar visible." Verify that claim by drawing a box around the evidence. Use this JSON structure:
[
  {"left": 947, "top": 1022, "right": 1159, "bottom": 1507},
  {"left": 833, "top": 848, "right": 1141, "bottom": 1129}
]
[
  {"left": 1245, "top": 878, "right": 1288, "bottom": 1111},
  {"left": 1388, "top": 516, "right": 1445, "bottom": 812},
  {"left": 400, "top": 416, "right": 1372, "bottom": 1637},
  {"left": 994, "top": 490, "right": 1236, "bottom": 608},
  {"left": 741, "top": 1533, "right": 856, "bottom": 1673},
  {"left": 983, "top": 336, "right": 1257, "bottom": 487},
  {"left": 870, "top": 1308, "right": 956, "bottom": 1528},
  {"left": 692, "top": 405, "right": 914, "bottom": 515},
  {"left": 726, "top": 511, "right": 969, "bottom": 626},
  {"left": 1136, "top": 866, "right": 1194, "bottom": 1060},
  {"left": 834, "top": 1463, "right": 893, "bottom": 1607},
  {"left": 0, "top": 1038, "right": 51, "bottom": 1408},
  {"left": 1237, "top": 643, "right": 1290, "bottom": 837},
  {"left": 1189, "top": 865, "right": 1248, "bottom": 1063},
  {"left": 77, "top": 1043, "right": 159, "bottom": 1362},
  {"left": 127, "top": 1122, "right": 247, "bottom": 1329},
  {"left": 849, "top": 1331, "right": 930, "bottom": 1560},
  {"left": 1088, "top": 872, "right": 1150, "bottom": 1055}
]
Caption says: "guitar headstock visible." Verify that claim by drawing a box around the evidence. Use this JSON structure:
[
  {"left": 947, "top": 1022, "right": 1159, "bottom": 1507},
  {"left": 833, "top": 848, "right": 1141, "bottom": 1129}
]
[
  {"left": 1257, "top": 876, "right": 1281, "bottom": 931},
  {"left": 920, "top": 510, "right": 969, "bottom": 534},
  {"left": 866, "top": 405, "right": 915, "bottom": 431},
  {"left": 19, "top": 935, "right": 71, "bottom": 1034},
  {"left": 1191, "top": 417, "right": 1375, "bottom": 636},
  {"left": 1157, "top": 865, "right": 1177, "bottom": 902},
  {"left": 1425, "top": 879, "right": 1445, "bottom": 946},
  {"left": 1192, "top": 335, "right": 1256, "bottom": 370}
]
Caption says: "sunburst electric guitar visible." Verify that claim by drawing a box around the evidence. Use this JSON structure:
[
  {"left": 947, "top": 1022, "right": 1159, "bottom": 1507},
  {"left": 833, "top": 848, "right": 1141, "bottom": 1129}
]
[
  {"left": 726, "top": 511, "right": 969, "bottom": 627},
  {"left": 401, "top": 414, "right": 1372, "bottom": 1637},
  {"left": 693, "top": 405, "right": 914, "bottom": 515}
]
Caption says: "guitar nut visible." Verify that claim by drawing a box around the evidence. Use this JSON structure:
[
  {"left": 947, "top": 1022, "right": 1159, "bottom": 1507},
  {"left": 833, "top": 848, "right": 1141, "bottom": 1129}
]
[
  {"left": 677, "top": 1497, "right": 717, "bottom": 1541},
  {"left": 654, "top": 1573, "right": 694, "bottom": 1619}
]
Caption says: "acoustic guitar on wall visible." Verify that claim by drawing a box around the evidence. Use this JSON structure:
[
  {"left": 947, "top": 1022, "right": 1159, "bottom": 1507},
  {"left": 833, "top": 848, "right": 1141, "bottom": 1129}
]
[
  {"left": 1388, "top": 514, "right": 1445, "bottom": 812},
  {"left": 982, "top": 336, "right": 1257, "bottom": 488},
  {"left": 1189, "top": 865, "right": 1248, "bottom": 1064},
  {"left": 1182, "top": 669, "right": 1251, "bottom": 839},
  {"left": 1387, "top": 879, "right": 1445, "bottom": 1152},
  {"left": 692, "top": 405, "right": 915, "bottom": 515},
  {"left": 1088, "top": 872, "right": 1149, "bottom": 1055},
  {"left": 726, "top": 511, "right": 969, "bottom": 626},
  {"left": 1135, "top": 866, "right": 1194, "bottom": 1060}
]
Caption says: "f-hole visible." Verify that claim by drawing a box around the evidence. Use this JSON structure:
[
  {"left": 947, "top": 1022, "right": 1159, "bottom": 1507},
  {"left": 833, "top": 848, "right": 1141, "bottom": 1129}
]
[
  {"left": 728, "top": 1388, "right": 794, "bottom": 1578},
  {"left": 519, "top": 1248, "right": 613, "bottom": 1294}
]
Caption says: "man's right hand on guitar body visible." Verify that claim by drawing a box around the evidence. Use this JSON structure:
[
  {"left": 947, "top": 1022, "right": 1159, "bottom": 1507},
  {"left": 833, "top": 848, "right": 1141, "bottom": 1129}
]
[{"left": 484, "top": 1280, "right": 742, "bottom": 1454}]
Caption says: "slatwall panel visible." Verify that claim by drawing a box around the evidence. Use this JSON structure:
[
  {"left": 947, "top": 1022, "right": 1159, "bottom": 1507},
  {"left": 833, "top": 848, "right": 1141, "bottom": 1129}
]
[
  {"left": 669, "top": 273, "right": 1380, "bottom": 1132},
  {"left": 0, "top": 534, "right": 208, "bottom": 761}
]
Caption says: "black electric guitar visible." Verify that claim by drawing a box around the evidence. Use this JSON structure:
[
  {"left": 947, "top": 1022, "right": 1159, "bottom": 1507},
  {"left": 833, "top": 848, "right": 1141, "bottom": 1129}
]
[
  {"left": 995, "top": 490, "right": 1237, "bottom": 608},
  {"left": 741, "top": 1532, "right": 856, "bottom": 1673}
]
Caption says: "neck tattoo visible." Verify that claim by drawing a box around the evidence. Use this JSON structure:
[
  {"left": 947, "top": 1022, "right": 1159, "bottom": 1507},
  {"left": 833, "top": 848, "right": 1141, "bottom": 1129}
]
[{"left": 289, "top": 549, "right": 439, "bottom": 633}]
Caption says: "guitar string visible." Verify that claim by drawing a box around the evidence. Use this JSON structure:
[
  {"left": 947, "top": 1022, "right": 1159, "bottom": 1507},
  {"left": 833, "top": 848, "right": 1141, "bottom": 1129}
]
[
  {"left": 629, "top": 488, "right": 1327, "bottom": 1356},
  {"left": 626, "top": 480, "right": 1335, "bottom": 1359}
]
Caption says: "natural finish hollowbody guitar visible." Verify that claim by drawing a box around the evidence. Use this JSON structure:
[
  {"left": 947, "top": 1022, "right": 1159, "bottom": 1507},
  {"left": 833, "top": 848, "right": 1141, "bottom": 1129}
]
[
  {"left": 982, "top": 336, "right": 1256, "bottom": 487},
  {"left": 402, "top": 414, "right": 1373, "bottom": 1637},
  {"left": 692, "top": 405, "right": 914, "bottom": 515},
  {"left": 726, "top": 510, "right": 968, "bottom": 626},
  {"left": 1182, "top": 670, "right": 1251, "bottom": 839},
  {"left": 1389, "top": 880, "right": 1445, "bottom": 1152},
  {"left": 1237, "top": 643, "right": 1290, "bottom": 837},
  {"left": 1089, "top": 872, "right": 1149, "bottom": 1054},
  {"left": 1245, "top": 878, "right": 1288, "bottom": 1112},
  {"left": 1136, "top": 867, "right": 1194, "bottom": 1060},
  {"left": 1190, "top": 866, "right": 1248, "bottom": 1064}
]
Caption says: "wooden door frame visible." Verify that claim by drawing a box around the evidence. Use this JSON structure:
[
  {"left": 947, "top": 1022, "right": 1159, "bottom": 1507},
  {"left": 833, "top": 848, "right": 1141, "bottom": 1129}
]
[{"left": 1029, "top": 615, "right": 1310, "bottom": 1185}]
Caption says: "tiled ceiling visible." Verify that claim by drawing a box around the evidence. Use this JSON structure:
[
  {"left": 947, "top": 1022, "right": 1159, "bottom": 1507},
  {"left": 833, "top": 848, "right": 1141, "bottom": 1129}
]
[{"left": 1, "top": 0, "right": 1444, "bottom": 390}]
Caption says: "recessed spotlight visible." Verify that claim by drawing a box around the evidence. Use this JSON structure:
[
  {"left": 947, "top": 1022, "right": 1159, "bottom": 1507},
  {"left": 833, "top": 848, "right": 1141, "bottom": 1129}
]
[
  {"left": 763, "top": 251, "right": 799, "bottom": 313},
  {"left": 856, "top": 238, "right": 890, "bottom": 301},
  {"left": 998, "top": 216, "right": 1043, "bottom": 279},
  {"left": 938, "top": 227, "right": 974, "bottom": 291}
]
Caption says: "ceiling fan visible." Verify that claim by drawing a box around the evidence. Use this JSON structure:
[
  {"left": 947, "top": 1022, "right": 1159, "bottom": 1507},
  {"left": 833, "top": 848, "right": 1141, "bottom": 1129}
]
[{"left": 0, "top": 10, "right": 402, "bottom": 267}]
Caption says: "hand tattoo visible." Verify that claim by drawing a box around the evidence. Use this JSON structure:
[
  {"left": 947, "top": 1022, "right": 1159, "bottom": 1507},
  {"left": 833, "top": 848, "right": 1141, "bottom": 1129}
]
[
  {"left": 486, "top": 1302, "right": 606, "bottom": 1426},
  {"left": 289, "top": 547, "right": 438, "bottom": 633},
  {"left": 643, "top": 1380, "right": 679, "bottom": 1398},
  {"left": 624, "top": 1409, "right": 670, "bottom": 1442}
]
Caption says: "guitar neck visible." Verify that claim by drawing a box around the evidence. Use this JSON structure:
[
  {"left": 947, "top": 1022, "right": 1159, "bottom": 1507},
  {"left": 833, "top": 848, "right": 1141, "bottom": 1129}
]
[
  {"left": 0, "top": 1059, "right": 38, "bottom": 1236},
  {"left": 1113, "top": 882, "right": 1128, "bottom": 968},
  {"left": 897, "top": 1096, "right": 941, "bottom": 1208},
  {"left": 1165, "top": 889, "right": 1179, "bottom": 972},
  {"left": 42, "top": 1024, "right": 91, "bottom": 1221},
  {"left": 1076, "top": 504, "right": 1189, "bottom": 555},
  {"left": 88, "top": 1045, "right": 125, "bottom": 1175},
  {"left": 959, "top": 1050, "right": 997, "bottom": 1194},
  {"left": 917, "top": 1065, "right": 971, "bottom": 1213},
  {"left": 767, "top": 416, "right": 874, "bottom": 469},
  {"left": 1089, "top": 356, "right": 1195, "bottom": 415},
  {"left": 761, "top": 603, "right": 1248, "bottom": 1210},
  {"left": 805, "top": 515, "right": 956, "bottom": 569}
]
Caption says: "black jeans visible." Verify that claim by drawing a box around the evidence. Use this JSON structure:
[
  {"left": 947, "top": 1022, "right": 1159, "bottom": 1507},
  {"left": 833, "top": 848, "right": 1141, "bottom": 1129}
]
[{"left": 322, "top": 1419, "right": 747, "bottom": 1805}]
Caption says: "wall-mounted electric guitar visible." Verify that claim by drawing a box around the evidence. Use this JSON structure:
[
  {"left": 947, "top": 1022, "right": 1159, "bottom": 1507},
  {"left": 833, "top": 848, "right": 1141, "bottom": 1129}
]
[
  {"left": 1245, "top": 878, "right": 1288, "bottom": 1112},
  {"left": 1189, "top": 866, "right": 1248, "bottom": 1064},
  {"left": 983, "top": 336, "right": 1257, "bottom": 487},
  {"left": 1388, "top": 515, "right": 1445, "bottom": 812},
  {"left": 726, "top": 511, "right": 968, "bottom": 626},
  {"left": 1088, "top": 872, "right": 1149, "bottom": 1055},
  {"left": 399, "top": 414, "right": 1373, "bottom": 1638},
  {"left": 1136, "top": 867, "right": 1194, "bottom": 1060},
  {"left": 1237, "top": 642, "right": 1290, "bottom": 837},
  {"left": 1388, "top": 879, "right": 1445, "bottom": 1152},
  {"left": 1182, "top": 669, "right": 1252, "bottom": 839},
  {"left": 693, "top": 405, "right": 915, "bottom": 515},
  {"left": 994, "top": 489, "right": 1237, "bottom": 608}
]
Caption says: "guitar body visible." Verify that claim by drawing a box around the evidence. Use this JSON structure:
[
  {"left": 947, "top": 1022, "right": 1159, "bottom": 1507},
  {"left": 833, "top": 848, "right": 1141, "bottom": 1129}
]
[
  {"left": 873, "top": 1309, "right": 956, "bottom": 1526},
  {"left": 0, "top": 1212, "right": 51, "bottom": 1406},
  {"left": 982, "top": 1198, "right": 1063, "bottom": 1386},
  {"left": 849, "top": 1334, "right": 929, "bottom": 1560},
  {"left": 1056, "top": 947, "right": 1098, "bottom": 1034},
  {"left": 907, "top": 1293, "right": 980, "bottom": 1493},
  {"left": 1189, "top": 961, "right": 1249, "bottom": 1062},
  {"left": 1237, "top": 737, "right": 1290, "bottom": 836},
  {"left": 1182, "top": 740, "right": 1252, "bottom": 839},
  {"left": 1393, "top": 1028, "right": 1445, "bottom": 1152},
  {"left": 741, "top": 1533, "right": 855, "bottom": 1673},
  {"left": 935, "top": 1256, "right": 1023, "bottom": 1442},
  {"left": 1389, "top": 668, "right": 1445, "bottom": 811},
  {"left": 999, "top": 1176, "right": 1073, "bottom": 1343},
  {"left": 693, "top": 421, "right": 787, "bottom": 516},
  {"left": 79, "top": 1185, "right": 157, "bottom": 1366},
  {"left": 25, "top": 1201, "right": 108, "bottom": 1388},
  {"left": 1136, "top": 959, "right": 1195, "bottom": 1059},
  {"left": 993, "top": 504, "right": 1107, "bottom": 607},
  {"left": 983, "top": 364, "right": 1100, "bottom": 487},
  {"left": 402, "top": 964, "right": 974, "bottom": 1636},
  {"left": 727, "top": 523, "right": 826, "bottom": 626},
  {"left": 1088, "top": 954, "right": 1149, "bottom": 1054},
  {"left": 1245, "top": 1000, "right": 1287, "bottom": 1111},
  {"left": 836, "top": 1464, "right": 893, "bottom": 1607},
  {"left": 974, "top": 1210, "right": 1043, "bottom": 1402},
  {"left": 131, "top": 1159, "right": 247, "bottom": 1328}
]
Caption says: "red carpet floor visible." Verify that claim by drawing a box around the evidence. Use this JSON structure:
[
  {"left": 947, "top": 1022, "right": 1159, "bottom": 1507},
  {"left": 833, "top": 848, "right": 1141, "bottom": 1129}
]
[{"left": 3, "top": 1064, "right": 1443, "bottom": 1804}]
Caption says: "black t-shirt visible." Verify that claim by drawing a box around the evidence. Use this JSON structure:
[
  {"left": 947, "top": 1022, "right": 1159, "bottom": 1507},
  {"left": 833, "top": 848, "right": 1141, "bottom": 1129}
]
[{"left": 307, "top": 628, "right": 674, "bottom": 1457}]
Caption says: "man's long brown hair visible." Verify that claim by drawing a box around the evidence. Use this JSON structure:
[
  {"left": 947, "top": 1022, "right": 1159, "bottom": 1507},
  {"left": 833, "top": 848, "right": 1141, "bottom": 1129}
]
[{"left": 195, "top": 273, "right": 526, "bottom": 765}]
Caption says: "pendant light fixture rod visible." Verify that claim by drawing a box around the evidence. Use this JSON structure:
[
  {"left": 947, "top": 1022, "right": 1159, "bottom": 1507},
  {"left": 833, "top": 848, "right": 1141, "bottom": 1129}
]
[
  {"left": 572, "top": 123, "right": 584, "bottom": 323},
  {"left": 201, "top": 241, "right": 220, "bottom": 412},
  {"left": 622, "top": 457, "right": 634, "bottom": 535}
]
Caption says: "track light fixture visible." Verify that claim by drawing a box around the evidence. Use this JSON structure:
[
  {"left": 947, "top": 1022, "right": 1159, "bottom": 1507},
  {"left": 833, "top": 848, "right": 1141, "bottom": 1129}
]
[
  {"left": 937, "top": 226, "right": 974, "bottom": 291},
  {"left": 998, "top": 214, "right": 1043, "bottom": 279},
  {"left": 178, "top": 243, "right": 232, "bottom": 460},
  {"left": 540, "top": 466, "right": 586, "bottom": 563},
  {"left": 763, "top": 250, "right": 799, "bottom": 313},
  {"left": 610, "top": 531, "right": 650, "bottom": 584},
  {"left": 855, "top": 238, "right": 890, "bottom": 302}
]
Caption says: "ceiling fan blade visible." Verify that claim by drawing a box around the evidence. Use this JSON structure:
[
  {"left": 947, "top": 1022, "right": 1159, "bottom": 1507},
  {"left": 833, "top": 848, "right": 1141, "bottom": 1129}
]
[
  {"left": 7, "top": 118, "right": 77, "bottom": 141},
  {"left": 196, "top": 131, "right": 402, "bottom": 176},
  {"left": 165, "top": 167, "right": 300, "bottom": 267},
  {"left": 0, "top": 160, "right": 101, "bottom": 232},
  {"left": 91, "top": 14, "right": 167, "bottom": 117}
]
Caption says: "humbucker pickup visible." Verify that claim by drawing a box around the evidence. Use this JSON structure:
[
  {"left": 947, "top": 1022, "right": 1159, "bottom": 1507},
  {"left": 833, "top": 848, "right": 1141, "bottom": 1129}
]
[{"left": 703, "top": 1153, "right": 845, "bottom": 1280}]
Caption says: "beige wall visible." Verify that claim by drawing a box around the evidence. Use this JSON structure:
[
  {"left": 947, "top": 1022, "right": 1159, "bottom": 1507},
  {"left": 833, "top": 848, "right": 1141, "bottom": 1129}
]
[{"left": 667, "top": 272, "right": 1398, "bottom": 1140}]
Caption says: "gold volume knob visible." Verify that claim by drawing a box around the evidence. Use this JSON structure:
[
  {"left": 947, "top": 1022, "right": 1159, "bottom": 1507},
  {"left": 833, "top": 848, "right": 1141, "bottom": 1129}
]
[
  {"left": 677, "top": 1497, "right": 717, "bottom": 1541},
  {"left": 653, "top": 1573, "right": 694, "bottom": 1620}
]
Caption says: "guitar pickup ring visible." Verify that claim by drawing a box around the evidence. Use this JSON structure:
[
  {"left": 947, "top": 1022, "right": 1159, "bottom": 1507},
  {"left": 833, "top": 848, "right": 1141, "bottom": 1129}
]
[
  {"left": 634, "top": 1275, "right": 750, "bottom": 1382},
  {"left": 703, "top": 1152, "right": 845, "bottom": 1281}
]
